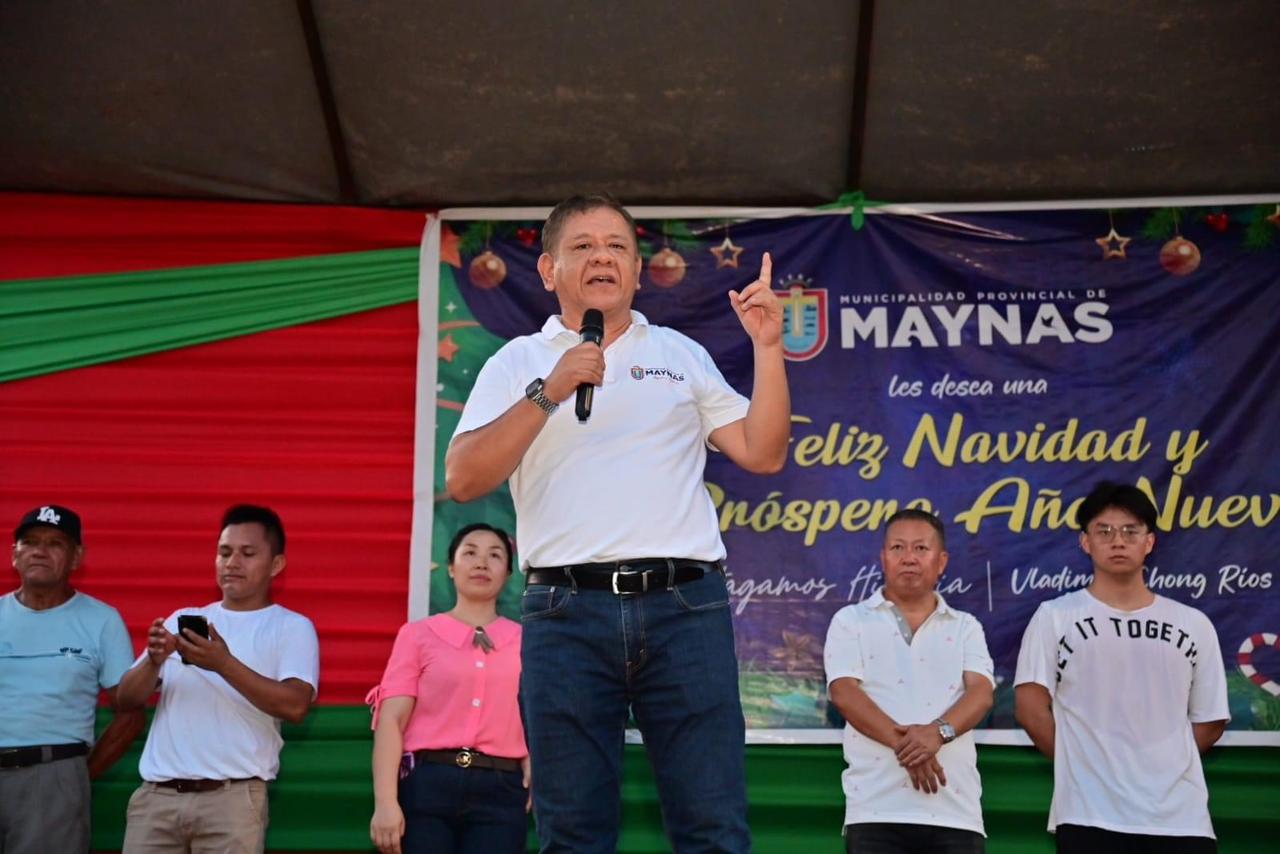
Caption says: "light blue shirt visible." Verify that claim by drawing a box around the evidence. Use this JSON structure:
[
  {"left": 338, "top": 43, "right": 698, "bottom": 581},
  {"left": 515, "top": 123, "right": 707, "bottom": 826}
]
[{"left": 0, "top": 591, "right": 134, "bottom": 746}]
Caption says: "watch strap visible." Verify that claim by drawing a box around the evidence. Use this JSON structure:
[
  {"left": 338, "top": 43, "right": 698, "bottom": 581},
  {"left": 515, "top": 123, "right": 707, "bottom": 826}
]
[{"left": 525, "top": 378, "right": 558, "bottom": 415}]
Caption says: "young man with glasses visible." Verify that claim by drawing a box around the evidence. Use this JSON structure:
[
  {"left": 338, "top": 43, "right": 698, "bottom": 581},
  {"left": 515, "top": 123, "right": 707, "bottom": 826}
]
[{"left": 1014, "top": 482, "right": 1229, "bottom": 854}]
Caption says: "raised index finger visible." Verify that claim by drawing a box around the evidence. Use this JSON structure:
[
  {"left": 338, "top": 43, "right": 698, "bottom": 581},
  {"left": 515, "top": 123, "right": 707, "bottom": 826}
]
[{"left": 759, "top": 251, "right": 772, "bottom": 286}]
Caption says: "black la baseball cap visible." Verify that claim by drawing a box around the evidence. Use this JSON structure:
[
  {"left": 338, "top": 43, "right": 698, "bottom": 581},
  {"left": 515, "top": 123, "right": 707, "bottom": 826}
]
[{"left": 14, "top": 504, "right": 83, "bottom": 546}]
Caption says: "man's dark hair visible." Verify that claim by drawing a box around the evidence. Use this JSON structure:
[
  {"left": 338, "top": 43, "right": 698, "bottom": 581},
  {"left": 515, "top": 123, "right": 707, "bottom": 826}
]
[
  {"left": 883, "top": 508, "right": 946, "bottom": 550},
  {"left": 541, "top": 193, "right": 639, "bottom": 256},
  {"left": 447, "top": 522, "right": 515, "bottom": 574},
  {"left": 221, "top": 504, "right": 286, "bottom": 556},
  {"left": 1076, "top": 481, "right": 1157, "bottom": 532}
]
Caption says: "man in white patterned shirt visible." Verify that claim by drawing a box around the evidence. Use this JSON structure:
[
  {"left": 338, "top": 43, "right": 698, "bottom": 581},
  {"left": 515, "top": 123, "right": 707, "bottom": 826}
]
[{"left": 825, "top": 508, "right": 994, "bottom": 854}]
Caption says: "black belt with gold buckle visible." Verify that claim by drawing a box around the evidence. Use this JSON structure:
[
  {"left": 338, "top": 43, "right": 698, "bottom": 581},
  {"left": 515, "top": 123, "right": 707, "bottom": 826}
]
[{"left": 413, "top": 748, "right": 521, "bottom": 772}]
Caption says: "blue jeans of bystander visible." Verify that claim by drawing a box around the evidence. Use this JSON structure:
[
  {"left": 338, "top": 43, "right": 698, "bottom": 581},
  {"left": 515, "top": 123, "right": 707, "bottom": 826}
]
[{"left": 399, "top": 761, "right": 528, "bottom": 854}]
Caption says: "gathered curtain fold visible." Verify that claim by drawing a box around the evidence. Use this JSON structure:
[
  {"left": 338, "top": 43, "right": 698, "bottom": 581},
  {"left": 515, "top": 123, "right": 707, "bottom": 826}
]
[{"left": 0, "top": 247, "right": 419, "bottom": 382}]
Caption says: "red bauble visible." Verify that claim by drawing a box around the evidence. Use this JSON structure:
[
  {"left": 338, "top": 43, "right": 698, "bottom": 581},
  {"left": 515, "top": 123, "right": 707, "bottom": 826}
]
[
  {"left": 647, "top": 248, "right": 687, "bottom": 288},
  {"left": 1159, "top": 237, "right": 1201, "bottom": 276},
  {"left": 516, "top": 227, "right": 539, "bottom": 247},
  {"left": 468, "top": 250, "right": 507, "bottom": 288},
  {"left": 1206, "top": 213, "right": 1229, "bottom": 232}
]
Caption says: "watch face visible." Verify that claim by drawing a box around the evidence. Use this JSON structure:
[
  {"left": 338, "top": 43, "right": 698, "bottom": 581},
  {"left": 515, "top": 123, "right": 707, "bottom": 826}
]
[{"left": 526, "top": 378, "right": 544, "bottom": 397}]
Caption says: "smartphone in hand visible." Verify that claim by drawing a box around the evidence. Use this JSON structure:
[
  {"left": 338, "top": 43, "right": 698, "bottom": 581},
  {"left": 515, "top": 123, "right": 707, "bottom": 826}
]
[{"left": 176, "top": 614, "right": 209, "bottom": 664}]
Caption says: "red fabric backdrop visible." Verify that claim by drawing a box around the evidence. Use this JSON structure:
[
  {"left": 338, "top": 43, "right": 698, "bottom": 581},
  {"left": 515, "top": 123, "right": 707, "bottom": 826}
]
[
  {"left": 0, "top": 191, "right": 425, "bottom": 277},
  {"left": 1, "top": 193, "right": 427, "bottom": 703}
]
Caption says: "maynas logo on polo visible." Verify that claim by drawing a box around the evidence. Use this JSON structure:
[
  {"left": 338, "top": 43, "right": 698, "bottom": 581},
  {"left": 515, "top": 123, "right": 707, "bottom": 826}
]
[
  {"left": 37, "top": 506, "right": 62, "bottom": 524},
  {"left": 630, "top": 366, "right": 686, "bottom": 382},
  {"left": 775, "top": 275, "right": 829, "bottom": 361}
]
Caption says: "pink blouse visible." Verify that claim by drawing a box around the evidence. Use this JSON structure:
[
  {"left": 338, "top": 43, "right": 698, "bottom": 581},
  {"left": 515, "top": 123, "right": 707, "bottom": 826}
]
[{"left": 368, "top": 614, "right": 527, "bottom": 760}]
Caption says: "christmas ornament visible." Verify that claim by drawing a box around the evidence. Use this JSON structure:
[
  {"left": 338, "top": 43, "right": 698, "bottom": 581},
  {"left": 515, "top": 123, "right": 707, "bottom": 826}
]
[
  {"left": 516, "top": 227, "right": 539, "bottom": 247},
  {"left": 1238, "top": 632, "right": 1280, "bottom": 697},
  {"left": 648, "top": 247, "right": 687, "bottom": 288},
  {"left": 710, "top": 234, "right": 745, "bottom": 269},
  {"left": 1205, "top": 213, "right": 1229, "bottom": 233},
  {"left": 468, "top": 250, "right": 507, "bottom": 288},
  {"left": 1094, "top": 227, "right": 1131, "bottom": 260},
  {"left": 1267, "top": 205, "right": 1280, "bottom": 228},
  {"left": 1159, "top": 237, "right": 1201, "bottom": 276}
]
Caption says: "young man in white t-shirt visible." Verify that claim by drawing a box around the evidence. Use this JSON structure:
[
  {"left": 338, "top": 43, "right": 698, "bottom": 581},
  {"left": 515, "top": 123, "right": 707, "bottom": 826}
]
[
  {"left": 1015, "top": 482, "right": 1229, "bottom": 854},
  {"left": 116, "top": 504, "right": 320, "bottom": 854}
]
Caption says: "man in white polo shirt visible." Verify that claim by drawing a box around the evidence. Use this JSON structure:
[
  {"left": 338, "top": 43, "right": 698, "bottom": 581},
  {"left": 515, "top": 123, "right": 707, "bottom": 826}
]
[
  {"left": 446, "top": 193, "right": 790, "bottom": 853},
  {"left": 1015, "top": 482, "right": 1228, "bottom": 853},
  {"left": 116, "top": 504, "right": 319, "bottom": 854},
  {"left": 824, "top": 509, "right": 994, "bottom": 853}
]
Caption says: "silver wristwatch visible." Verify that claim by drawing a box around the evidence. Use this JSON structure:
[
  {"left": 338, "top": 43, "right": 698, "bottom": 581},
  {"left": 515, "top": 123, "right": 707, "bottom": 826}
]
[
  {"left": 524, "top": 378, "right": 558, "bottom": 415},
  {"left": 934, "top": 718, "right": 956, "bottom": 744}
]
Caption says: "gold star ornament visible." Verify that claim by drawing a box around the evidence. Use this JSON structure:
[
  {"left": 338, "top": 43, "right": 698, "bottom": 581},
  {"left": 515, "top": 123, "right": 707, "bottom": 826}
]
[
  {"left": 710, "top": 235, "right": 744, "bottom": 269},
  {"left": 1095, "top": 227, "right": 1132, "bottom": 260}
]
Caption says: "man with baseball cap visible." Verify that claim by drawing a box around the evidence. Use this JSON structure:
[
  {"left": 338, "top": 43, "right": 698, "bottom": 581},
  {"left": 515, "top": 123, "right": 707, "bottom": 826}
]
[{"left": 1, "top": 504, "right": 143, "bottom": 854}]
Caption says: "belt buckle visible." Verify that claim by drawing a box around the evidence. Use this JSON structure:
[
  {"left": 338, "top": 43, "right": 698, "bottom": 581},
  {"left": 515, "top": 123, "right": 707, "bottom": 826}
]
[
  {"left": 455, "top": 749, "right": 474, "bottom": 768},
  {"left": 611, "top": 568, "right": 647, "bottom": 595}
]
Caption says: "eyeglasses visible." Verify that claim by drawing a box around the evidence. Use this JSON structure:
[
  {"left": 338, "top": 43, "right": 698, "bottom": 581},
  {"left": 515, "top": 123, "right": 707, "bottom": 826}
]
[{"left": 1088, "top": 523, "right": 1149, "bottom": 543}]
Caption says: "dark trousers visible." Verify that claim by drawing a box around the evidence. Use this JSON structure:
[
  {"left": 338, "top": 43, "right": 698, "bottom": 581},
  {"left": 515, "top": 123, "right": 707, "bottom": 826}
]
[
  {"left": 399, "top": 760, "right": 528, "bottom": 854},
  {"left": 0, "top": 756, "right": 90, "bottom": 854},
  {"left": 845, "top": 822, "right": 985, "bottom": 854},
  {"left": 1056, "top": 824, "right": 1217, "bottom": 854}
]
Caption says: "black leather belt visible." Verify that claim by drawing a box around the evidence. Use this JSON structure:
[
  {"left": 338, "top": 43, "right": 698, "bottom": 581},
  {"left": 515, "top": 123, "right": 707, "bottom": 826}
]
[
  {"left": 0, "top": 742, "right": 88, "bottom": 770},
  {"left": 526, "top": 558, "right": 722, "bottom": 594},
  {"left": 415, "top": 749, "right": 522, "bottom": 772},
  {"left": 153, "top": 778, "right": 258, "bottom": 793}
]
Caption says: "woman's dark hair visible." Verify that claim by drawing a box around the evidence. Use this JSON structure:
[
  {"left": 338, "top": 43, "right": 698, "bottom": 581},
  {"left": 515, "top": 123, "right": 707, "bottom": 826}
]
[{"left": 446, "top": 522, "right": 515, "bottom": 574}]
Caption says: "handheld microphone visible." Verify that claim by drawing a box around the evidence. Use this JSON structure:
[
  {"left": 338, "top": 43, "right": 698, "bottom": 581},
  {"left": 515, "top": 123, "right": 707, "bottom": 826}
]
[{"left": 576, "top": 309, "right": 605, "bottom": 423}]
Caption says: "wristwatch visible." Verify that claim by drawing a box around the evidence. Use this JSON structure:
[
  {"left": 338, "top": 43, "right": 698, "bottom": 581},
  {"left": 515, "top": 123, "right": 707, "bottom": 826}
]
[
  {"left": 525, "top": 378, "right": 558, "bottom": 415},
  {"left": 934, "top": 718, "right": 956, "bottom": 744}
]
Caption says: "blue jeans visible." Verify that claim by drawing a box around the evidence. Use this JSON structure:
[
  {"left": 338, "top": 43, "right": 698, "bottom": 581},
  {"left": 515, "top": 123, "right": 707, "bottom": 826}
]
[
  {"left": 520, "top": 569, "right": 749, "bottom": 853},
  {"left": 398, "top": 760, "right": 529, "bottom": 854}
]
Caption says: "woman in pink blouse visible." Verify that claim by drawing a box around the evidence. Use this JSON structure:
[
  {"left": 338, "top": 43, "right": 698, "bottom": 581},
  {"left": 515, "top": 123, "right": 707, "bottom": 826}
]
[{"left": 369, "top": 523, "right": 528, "bottom": 854}]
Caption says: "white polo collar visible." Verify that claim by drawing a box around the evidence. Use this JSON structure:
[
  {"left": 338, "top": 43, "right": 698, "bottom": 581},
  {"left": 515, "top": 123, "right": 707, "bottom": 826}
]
[
  {"left": 865, "top": 587, "right": 955, "bottom": 616},
  {"left": 539, "top": 310, "right": 650, "bottom": 342}
]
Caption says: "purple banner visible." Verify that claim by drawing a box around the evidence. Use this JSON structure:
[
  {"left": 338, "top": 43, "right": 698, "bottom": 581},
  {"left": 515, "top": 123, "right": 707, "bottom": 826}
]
[{"left": 429, "top": 202, "right": 1280, "bottom": 734}]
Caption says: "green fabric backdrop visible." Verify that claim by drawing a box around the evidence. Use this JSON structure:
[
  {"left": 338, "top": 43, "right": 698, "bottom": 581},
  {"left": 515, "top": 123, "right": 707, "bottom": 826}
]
[
  {"left": 0, "top": 248, "right": 418, "bottom": 382},
  {"left": 91, "top": 708, "right": 1279, "bottom": 852}
]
